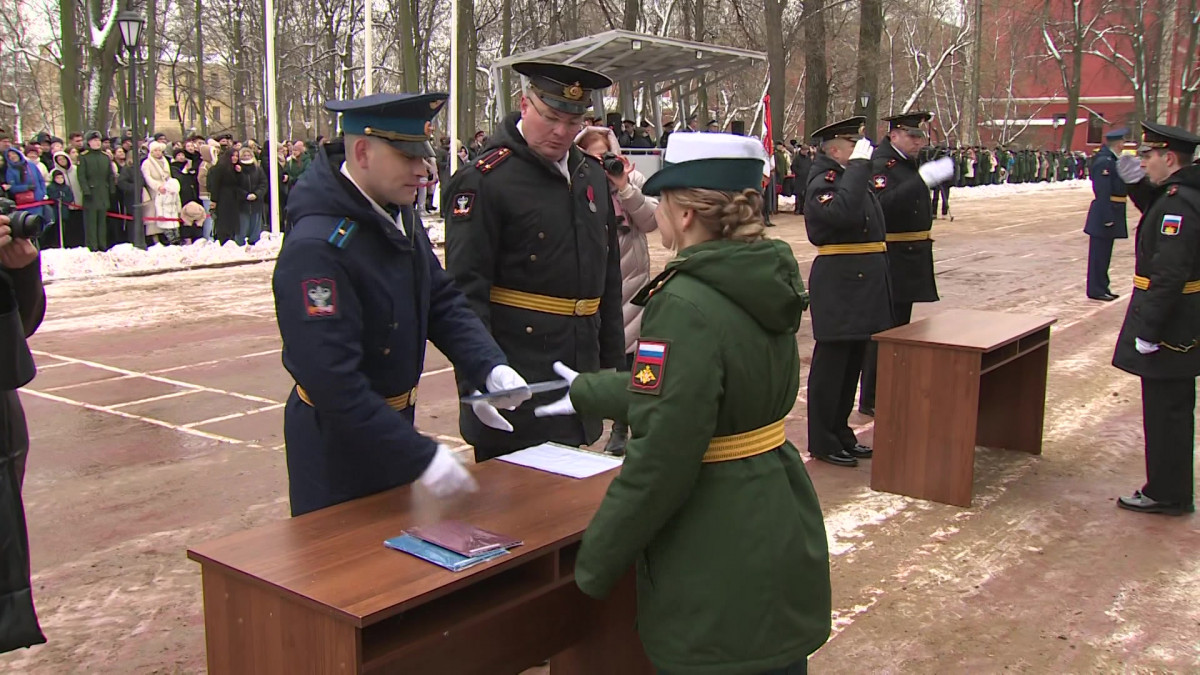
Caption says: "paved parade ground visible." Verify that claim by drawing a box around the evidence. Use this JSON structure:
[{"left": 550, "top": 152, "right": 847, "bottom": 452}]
[{"left": 3, "top": 184, "right": 1197, "bottom": 673}]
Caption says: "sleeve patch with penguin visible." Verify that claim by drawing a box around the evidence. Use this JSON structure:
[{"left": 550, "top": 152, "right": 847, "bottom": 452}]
[{"left": 629, "top": 340, "right": 670, "bottom": 394}]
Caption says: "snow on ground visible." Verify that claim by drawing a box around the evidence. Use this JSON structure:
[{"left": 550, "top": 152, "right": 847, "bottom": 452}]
[
  {"left": 42, "top": 179, "right": 1086, "bottom": 282},
  {"left": 777, "top": 178, "right": 1089, "bottom": 210}
]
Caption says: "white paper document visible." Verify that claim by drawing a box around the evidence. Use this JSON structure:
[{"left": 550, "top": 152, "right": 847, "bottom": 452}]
[{"left": 496, "top": 443, "right": 623, "bottom": 479}]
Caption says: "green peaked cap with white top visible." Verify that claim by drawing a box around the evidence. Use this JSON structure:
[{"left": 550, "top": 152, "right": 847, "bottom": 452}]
[{"left": 642, "top": 132, "right": 767, "bottom": 196}]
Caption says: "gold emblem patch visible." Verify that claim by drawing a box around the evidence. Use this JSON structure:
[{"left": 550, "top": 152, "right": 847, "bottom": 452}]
[
  {"left": 564, "top": 82, "right": 584, "bottom": 101},
  {"left": 635, "top": 366, "right": 657, "bottom": 385}
]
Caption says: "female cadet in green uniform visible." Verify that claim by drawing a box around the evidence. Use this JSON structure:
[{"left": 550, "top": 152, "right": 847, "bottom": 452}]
[{"left": 535, "top": 133, "right": 831, "bottom": 674}]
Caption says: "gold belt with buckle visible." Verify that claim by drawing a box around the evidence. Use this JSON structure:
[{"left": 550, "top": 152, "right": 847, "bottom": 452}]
[
  {"left": 703, "top": 419, "right": 788, "bottom": 463},
  {"left": 1110, "top": 195, "right": 1127, "bottom": 203},
  {"left": 816, "top": 242, "right": 888, "bottom": 256},
  {"left": 295, "top": 385, "right": 418, "bottom": 411},
  {"left": 490, "top": 287, "right": 601, "bottom": 316},
  {"left": 885, "top": 230, "right": 932, "bottom": 243},
  {"left": 1133, "top": 275, "right": 1200, "bottom": 294}
]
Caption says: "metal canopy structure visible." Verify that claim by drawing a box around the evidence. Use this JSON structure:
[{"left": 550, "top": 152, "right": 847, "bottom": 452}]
[{"left": 489, "top": 30, "right": 767, "bottom": 134}]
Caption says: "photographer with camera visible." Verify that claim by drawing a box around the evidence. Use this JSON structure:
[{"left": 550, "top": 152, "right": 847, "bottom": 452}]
[
  {"left": 575, "top": 125, "right": 659, "bottom": 456},
  {"left": 0, "top": 208, "right": 47, "bottom": 653}
]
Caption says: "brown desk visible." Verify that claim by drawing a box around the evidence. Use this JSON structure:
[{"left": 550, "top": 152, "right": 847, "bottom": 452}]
[
  {"left": 187, "top": 461, "right": 654, "bottom": 674},
  {"left": 870, "top": 309, "right": 1057, "bottom": 507}
]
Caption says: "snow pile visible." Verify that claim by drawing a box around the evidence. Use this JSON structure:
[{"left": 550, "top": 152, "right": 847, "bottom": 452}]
[
  {"left": 42, "top": 233, "right": 283, "bottom": 282},
  {"left": 951, "top": 178, "right": 1090, "bottom": 200}
]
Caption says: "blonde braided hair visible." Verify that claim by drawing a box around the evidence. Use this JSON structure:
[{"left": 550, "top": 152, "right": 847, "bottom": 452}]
[{"left": 661, "top": 188, "right": 766, "bottom": 243}]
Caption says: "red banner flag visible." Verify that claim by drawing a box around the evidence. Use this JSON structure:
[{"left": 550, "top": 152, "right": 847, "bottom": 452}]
[{"left": 762, "top": 94, "right": 774, "bottom": 155}]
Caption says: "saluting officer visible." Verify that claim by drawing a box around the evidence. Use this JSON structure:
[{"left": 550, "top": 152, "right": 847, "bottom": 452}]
[
  {"left": 274, "top": 93, "right": 528, "bottom": 517},
  {"left": 1083, "top": 127, "right": 1130, "bottom": 301},
  {"left": 445, "top": 62, "right": 624, "bottom": 462},
  {"left": 1112, "top": 121, "right": 1200, "bottom": 516},
  {"left": 803, "top": 117, "right": 893, "bottom": 467},
  {"left": 857, "top": 112, "right": 956, "bottom": 416}
]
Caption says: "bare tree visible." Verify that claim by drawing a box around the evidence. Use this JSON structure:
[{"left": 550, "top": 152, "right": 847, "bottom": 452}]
[
  {"left": 1041, "top": 0, "right": 1106, "bottom": 150},
  {"left": 1178, "top": 0, "right": 1200, "bottom": 124}
]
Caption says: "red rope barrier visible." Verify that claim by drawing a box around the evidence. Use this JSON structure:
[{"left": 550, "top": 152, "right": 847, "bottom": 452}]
[{"left": 13, "top": 199, "right": 185, "bottom": 223}]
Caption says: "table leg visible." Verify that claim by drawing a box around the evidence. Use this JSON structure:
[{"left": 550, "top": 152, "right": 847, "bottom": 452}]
[
  {"left": 550, "top": 570, "right": 655, "bottom": 674},
  {"left": 201, "top": 566, "right": 362, "bottom": 675},
  {"left": 871, "top": 343, "right": 981, "bottom": 507},
  {"left": 976, "top": 344, "right": 1048, "bottom": 455}
]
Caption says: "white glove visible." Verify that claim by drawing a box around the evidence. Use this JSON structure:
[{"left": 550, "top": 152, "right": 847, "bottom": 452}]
[
  {"left": 484, "top": 364, "right": 530, "bottom": 409},
  {"left": 849, "top": 138, "right": 875, "bottom": 162},
  {"left": 1116, "top": 154, "right": 1145, "bottom": 184},
  {"left": 919, "top": 157, "right": 956, "bottom": 187},
  {"left": 1135, "top": 338, "right": 1159, "bottom": 355},
  {"left": 534, "top": 361, "right": 580, "bottom": 418},
  {"left": 469, "top": 365, "right": 530, "bottom": 433},
  {"left": 418, "top": 444, "right": 478, "bottom": 498}
]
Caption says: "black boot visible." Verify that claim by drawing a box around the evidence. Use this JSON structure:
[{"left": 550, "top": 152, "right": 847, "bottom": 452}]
[{"left": 605, "top": 421, "right": 628, "bottom": 457}]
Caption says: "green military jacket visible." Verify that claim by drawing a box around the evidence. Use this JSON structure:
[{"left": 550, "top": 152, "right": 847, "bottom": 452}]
[
  {"left": 75, "top": 149, "right": 113, "bottom": 210},
  {"left": 569, "top": 238, "right": 831, "bottom": 674}
]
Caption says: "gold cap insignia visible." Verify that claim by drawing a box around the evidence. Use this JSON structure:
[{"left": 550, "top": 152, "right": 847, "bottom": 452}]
[{"left": 564, "top": 82, "right": 584, "bottom": 101}]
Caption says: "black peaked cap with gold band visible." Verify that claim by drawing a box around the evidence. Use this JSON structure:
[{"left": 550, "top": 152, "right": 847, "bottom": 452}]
[
  {"left": 883, "top": 111, "right": 932, "bottom": 137},
  {"left": 1139, "top": 120, "right": 1200, "bottom": 156},
  {"left": 326, "top": 92, "right": 447, "bottom": 158},
  {"left": 810, "top": 116, "right": 867, "bottom": 144},
  {"left": 513, "top": 61, "right": 612, "bottom": 116}
]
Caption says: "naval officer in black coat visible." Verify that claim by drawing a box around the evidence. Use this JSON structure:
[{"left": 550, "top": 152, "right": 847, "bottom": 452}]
[
  {"left": 803, "top": 117, "right": 894, "bottom": 467},
  {"left": 857, "top": 112, "right": 955, "bottom": 416},
  {"left": 1112, "top": 121, "right": 1200, "bottom": 516},
  {"left": 445, "top": 61, "right": 625, "bottom": 462}
]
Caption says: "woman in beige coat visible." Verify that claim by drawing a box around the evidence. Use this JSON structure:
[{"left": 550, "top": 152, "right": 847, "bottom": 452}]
[
  {"left": 141, "top": 141, "right": 175, "bottom": 243},
  {"left": 575, "top": 126, "right": 658, "bottom": 455}
]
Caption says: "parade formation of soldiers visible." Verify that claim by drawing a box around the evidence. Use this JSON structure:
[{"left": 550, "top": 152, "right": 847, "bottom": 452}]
[{"left": 266, "top": 54, "right": 1199, "bottom": 672}]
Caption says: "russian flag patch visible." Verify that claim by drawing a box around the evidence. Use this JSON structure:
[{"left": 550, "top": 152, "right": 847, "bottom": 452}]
[
  {"left": 629, "top": 339, "right": 670, "bottom": 394},
  {"left": 1161, "top": 214, "right": 1182, "bottom": 236}
]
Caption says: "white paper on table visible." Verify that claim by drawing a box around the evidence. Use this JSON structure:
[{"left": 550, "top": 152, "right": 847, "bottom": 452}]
[{"left": 495, "top": 442, "right": 623, "bottom": 479}]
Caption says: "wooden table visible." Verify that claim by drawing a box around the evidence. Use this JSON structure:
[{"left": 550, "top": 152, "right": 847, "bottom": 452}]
[
  {"left": 187, "top": 461, "right": 653, "bottom": 674},
  {"left": 870, "top": 309, "right": 1057, "bottom": 507}
]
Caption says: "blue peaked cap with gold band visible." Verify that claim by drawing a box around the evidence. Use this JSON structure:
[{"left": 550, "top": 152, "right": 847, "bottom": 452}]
[
  {"left": 642, "top": 133, "right": 767, "bottom": 197},
  {"left": 326, "top": 92, "right": 447, "bottom": 158}
]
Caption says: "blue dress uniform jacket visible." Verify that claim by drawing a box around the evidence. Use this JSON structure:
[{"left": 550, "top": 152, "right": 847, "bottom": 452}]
[
  {"left": 274, "top": 142, "right": 506, "bottom": 516},
  {"left": 1113, "top": 166, "right": 1200, "bottom": 379},
  {"left": 803, "top": 154, "right": 894, "bottom": 341},
  {"left": 870, "top": 140, "right": 938, "bottom": 304},
  {"left": 1084, "top": 146, "right": 1129, "bottom": 239},
  {"left": 444, "top": 112, "right": 624, "bottom": 459}
]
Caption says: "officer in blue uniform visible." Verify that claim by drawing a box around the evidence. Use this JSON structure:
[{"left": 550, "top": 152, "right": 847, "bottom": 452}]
[
  {"left": 1083, "top": 127, "right": 1130, "bottom": 301},
  {"left": 274, "top": 93, "right": 529, "bottom": 516}
]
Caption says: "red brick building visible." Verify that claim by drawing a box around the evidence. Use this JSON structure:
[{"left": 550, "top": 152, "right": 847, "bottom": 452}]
[{"left": 976, "top": 0, "right": 1196, "bottom": 151}]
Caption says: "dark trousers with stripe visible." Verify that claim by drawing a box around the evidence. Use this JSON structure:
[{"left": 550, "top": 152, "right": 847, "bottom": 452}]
[
  {"left": 1140, "top": 378, "right": 1196, "bottom": 505},
  {"left": 1086, "top": 236, "right": 1115, "bottom": 298},
  {"left": 808, "top": 340, "right": 867, "bottom": 456},
  {"left": 859, "top": 301, "right": 914, "bottom": 411}
]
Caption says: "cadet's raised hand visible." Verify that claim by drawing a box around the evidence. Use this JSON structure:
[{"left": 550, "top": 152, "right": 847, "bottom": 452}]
[
  {"left": 849, "top": 138, "right": 875, "bottom": 162},
  {"left": 1116, "top": 154, "right": 1145, "bottom": 184},
  {"left": 919, "top": 157, "right": 956, "bottom": 187}
]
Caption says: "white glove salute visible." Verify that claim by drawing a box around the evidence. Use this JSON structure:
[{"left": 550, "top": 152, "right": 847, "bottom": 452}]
[
  {"left": 919, "top": 157, "right": 956, "bottom": 187},
  {"left": 849, "top": 138, "right": 875, "bottom": 162},
  {"left": 533, "top": 362, "right": 579, "bottom": 418},
  {"left": 1116, "top": 154, "right": 1146, "bottom": 184},
  {"left": 469, "top": 364, "right": 530, "bottom": 432},
  {"left": 418, "top": 444, "right": 478, "bottom": 498},
  {"left": 1135, "top": 338, "right": 1159, "bottom": 355}
]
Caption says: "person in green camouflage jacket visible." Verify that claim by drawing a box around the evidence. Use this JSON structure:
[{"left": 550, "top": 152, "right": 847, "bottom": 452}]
[{"left": 535, "top": 133, "right": 831, "bottom": 674}]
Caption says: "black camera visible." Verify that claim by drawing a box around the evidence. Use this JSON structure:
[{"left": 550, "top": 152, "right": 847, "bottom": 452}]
[
  {"left": 601, "top": 152, "right": 625, "bottom": 177},
  {"left": 0, "top": 198, "right": 47, "bottom": 240}
]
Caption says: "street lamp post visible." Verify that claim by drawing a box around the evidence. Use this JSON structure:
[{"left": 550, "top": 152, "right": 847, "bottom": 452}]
[{"left": 119, "top": 10, "right": 146, "bottom": 249}]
